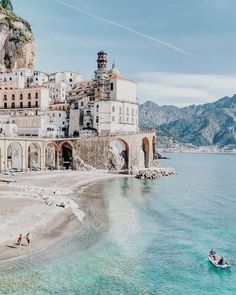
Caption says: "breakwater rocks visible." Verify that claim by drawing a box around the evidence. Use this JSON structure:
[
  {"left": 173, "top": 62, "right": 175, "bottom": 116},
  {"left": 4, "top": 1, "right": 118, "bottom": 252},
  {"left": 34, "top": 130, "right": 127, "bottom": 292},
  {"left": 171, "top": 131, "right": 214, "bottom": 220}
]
[
  {"left": 14, "top": 185, "right": 85, "bottom": 222},
  {"left": 135, "top": 168, "right": 176, "bottom": 180}
]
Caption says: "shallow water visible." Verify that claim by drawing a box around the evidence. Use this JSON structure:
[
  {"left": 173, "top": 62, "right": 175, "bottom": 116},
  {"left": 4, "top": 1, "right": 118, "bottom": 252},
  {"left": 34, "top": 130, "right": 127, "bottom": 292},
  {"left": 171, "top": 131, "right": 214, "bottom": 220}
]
[{"left": 0, "top": 153, "right": 236, "bottom": 294}]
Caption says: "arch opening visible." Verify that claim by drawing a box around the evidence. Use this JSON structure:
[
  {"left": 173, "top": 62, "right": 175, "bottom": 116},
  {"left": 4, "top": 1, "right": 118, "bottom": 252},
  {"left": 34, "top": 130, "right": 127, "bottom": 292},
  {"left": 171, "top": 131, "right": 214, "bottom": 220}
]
[
  {"left": 28, "top": 143, "right": 41, "bottom": 170},
  {"left": 7, "top": 142, "right": 23, "bottom": 171},
  {"left": 45, "top": 143, "right": 57, "bottom": 170},
  {"left": 60, "top": 142, "right": 73, "bottom": 170},
  {"left": 142, "top": 137, "right": 150, "bottom": 168},
  {"left": 108, "top": 139, "right": 129, "bottom": 171}
]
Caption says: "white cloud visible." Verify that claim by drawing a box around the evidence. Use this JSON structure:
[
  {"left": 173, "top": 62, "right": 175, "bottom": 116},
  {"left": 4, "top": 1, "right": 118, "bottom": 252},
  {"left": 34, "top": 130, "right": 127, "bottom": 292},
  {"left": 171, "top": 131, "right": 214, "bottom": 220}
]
[{"left": 132, "top": 72, "right": 236, "bottom": 106}]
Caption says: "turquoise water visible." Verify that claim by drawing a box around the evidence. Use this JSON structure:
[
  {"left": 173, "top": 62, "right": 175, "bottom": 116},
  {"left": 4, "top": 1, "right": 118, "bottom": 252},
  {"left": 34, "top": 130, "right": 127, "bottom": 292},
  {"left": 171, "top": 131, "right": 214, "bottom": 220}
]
[{"left": 0, "top": 153, "right": 236, "bottom": 294}]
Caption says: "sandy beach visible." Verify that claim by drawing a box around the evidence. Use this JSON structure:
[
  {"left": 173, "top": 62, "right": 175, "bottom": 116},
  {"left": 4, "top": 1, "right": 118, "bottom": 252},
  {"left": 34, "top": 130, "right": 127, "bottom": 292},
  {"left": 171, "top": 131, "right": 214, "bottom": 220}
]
[{"left": 0, "top": 170, "right": 125, "bottom": 262}]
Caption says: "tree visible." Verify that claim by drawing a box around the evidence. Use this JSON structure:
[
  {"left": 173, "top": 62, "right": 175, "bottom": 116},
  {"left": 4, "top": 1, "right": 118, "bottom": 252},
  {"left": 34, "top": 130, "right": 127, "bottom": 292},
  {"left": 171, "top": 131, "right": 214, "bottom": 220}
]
[{"left": 1, "top": 0, "right": 13, "bottom": 11}]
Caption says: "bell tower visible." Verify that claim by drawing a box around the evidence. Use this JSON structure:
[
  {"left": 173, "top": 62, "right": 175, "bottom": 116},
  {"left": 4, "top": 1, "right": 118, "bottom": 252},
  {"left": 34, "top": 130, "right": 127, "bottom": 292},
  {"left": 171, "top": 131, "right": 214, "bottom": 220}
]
[
  {"left": 94, "top": 51, "right": 108, "bottom": 80},
  {"left": 93, "top": 50, "right": 110, "bottom": 101}
]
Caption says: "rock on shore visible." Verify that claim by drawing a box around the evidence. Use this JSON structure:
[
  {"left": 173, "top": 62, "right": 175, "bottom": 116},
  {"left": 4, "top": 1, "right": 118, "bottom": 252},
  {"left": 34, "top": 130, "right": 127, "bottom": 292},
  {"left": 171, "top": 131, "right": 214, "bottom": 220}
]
[
  {"left": 14, "top": 185, "right": 85, "bottom": 222},
  {"left": 135, "top": 167, "right": 176, "bottom": 180}
]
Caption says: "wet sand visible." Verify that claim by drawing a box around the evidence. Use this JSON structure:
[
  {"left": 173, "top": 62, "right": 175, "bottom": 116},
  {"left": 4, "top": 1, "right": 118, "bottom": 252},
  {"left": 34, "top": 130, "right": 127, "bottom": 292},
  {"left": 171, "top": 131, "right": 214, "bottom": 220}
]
[{"left": 0, "top": 170, "right": 126, "bottom": 262}]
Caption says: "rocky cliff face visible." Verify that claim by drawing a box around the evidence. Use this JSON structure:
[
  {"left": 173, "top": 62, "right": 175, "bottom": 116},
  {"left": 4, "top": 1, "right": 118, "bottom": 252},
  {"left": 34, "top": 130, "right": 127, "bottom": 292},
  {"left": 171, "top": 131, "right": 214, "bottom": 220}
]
[
  {"left": 139, "top": 95, "right": 236, "bottom": 149},
  {"left": 0, "top": 6, "right": 35, "bottom": 72}
]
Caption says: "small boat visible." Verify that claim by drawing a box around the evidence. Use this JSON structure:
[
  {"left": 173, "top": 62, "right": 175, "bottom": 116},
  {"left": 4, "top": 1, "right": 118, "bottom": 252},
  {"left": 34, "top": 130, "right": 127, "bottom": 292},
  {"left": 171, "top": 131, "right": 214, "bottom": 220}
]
[{"left": 208, "top": 255, "right": 231, "bottom": 270}]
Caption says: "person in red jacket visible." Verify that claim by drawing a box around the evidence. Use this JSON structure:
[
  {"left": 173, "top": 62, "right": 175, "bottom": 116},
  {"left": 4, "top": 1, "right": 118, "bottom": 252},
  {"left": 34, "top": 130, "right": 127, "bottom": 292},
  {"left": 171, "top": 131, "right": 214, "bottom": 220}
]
[{"left": 17, "top": 234, "right": 23, "bottom": 248}]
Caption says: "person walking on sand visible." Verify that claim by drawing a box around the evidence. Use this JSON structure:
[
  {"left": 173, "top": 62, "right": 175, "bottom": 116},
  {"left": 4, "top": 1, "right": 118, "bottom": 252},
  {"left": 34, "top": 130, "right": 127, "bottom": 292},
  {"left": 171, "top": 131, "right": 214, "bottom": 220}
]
[
  {"left": 26, "top": 232, "right": 32, "bottom": 247},
  {"left": 17, "top": 234, "right": 23, "bottom": 249}
]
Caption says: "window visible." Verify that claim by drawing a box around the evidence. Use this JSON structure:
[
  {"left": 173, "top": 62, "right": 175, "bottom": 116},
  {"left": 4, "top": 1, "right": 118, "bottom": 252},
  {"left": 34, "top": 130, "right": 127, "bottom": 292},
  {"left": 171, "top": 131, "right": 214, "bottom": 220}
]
[
  {"left": 4, "top": 102, "right": 7, "bottom": 109},
  {"left": 28, "top": 93, "right": 31, "bottom": 99},
  {"left": 20, "top": 94, "right": 23, "bottom": 100},
  {"left": 96, "top": 116, "right": 99, "bottom": 123},
  {"left": 59, "top": 113, "right": 61, "bottom": 117},
  {"left": 35, "top": 92, "right": 39, "bottom": 99},
  {"left": 28, "top": 101, "right": 31, "bottom": 108},
  {"left": 35, "top": 101, "right": 38, "bottom": 107},
  {"left": 4, "top": 94, "right": 7, "bottom": 101},
  {"left": 12, "top": 94, "right": 15, "bottom": 100},
  {"left": 112, "top": 116, "right": 115, "bottom": 122},
  {"left": 81, "top": 101, "right": 84, "bottom": 107},
  {"left": 112, "top": 106, "right": 115, "bottom": 112},
  {"left": 111, "top": 83, "right": 114, "bottom": 91},
  {"left": 11, "top": 102, "right": 15, "bottom": 108},
  {"left": 119, "top": 107, "right": 122, "bottom": 114},
  {"left": 20, "top": 102, "right": 23, "bottom": 108}
]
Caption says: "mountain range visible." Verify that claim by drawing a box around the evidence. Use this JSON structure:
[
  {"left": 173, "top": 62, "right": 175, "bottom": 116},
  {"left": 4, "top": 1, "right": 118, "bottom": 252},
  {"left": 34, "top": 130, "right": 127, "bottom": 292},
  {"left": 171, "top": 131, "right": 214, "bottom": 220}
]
[{"left": 139, "top": 94, "right": 236, "bottom": 149}]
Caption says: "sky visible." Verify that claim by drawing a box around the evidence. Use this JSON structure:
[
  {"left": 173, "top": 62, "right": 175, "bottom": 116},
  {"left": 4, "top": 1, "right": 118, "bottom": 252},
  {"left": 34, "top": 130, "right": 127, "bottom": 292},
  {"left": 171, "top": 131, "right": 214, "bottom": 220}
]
[{"left": 12, "top": 0, "right": 236, "bottom": 106}]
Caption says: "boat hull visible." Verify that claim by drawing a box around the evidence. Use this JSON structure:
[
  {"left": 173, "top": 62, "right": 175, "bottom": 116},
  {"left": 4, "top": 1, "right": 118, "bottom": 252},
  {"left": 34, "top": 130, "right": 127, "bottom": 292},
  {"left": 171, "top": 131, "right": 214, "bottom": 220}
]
[{"left": 208, "top": 256, "right": 231, "bottom": 270}]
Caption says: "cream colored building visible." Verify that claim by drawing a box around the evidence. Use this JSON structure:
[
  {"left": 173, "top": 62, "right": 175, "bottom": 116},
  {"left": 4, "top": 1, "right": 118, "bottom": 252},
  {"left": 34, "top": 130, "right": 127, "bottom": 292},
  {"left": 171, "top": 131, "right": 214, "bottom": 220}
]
[{"left": 0, "top": 77, "right": 67, "bottom": 138}]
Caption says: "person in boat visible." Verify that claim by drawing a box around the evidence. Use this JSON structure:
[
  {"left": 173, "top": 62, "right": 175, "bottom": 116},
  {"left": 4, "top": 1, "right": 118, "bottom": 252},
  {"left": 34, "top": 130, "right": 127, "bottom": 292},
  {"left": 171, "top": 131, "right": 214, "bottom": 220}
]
[
  {"left": 209, "top": 249, "right": 216, "bottom": 259},
  {"left": 218, "top": 256, "right": 225, "bottom": 265}
]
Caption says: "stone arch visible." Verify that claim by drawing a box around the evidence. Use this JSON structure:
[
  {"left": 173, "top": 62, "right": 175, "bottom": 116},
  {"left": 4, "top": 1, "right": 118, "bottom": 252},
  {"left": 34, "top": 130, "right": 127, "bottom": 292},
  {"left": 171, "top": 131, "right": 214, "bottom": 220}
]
[
  {"left": 59, "top": 141, "right": 73, "bottom": 170},
  {"left": 7, "top": 142, "right": 23, "bottom": 171},
  {"left": 108, "top": 139, "right": 129, "bottom": 171},
  {"left": 28, "top": 143, "right": 41, "bottom": 170},
  {"left": 142, "top": 137, "right": 150, "bottom": 168},
  {"left": 45, "top": 142, "right": 57, "bottom": 170}
]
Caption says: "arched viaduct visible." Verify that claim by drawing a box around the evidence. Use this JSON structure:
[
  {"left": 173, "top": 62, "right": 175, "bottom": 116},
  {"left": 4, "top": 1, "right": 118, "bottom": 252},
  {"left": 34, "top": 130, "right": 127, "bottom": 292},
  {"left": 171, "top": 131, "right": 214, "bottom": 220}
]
[{"left": 0, "top": 131, "right": 156, "bottom": 172}]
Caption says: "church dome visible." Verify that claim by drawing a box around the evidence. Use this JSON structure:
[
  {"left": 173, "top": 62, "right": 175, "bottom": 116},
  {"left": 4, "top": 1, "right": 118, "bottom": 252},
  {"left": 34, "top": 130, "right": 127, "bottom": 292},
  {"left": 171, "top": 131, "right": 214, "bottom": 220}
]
[{"left": 109, "top": 61, "right": 120, "bottom": 76}]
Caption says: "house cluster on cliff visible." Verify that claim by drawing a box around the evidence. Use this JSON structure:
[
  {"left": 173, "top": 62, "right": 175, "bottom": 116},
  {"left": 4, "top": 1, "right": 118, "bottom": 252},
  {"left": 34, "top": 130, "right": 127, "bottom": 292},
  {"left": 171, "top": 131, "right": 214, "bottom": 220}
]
[{"left": 0, "top": 2, "right": 155, "bottom": 172}]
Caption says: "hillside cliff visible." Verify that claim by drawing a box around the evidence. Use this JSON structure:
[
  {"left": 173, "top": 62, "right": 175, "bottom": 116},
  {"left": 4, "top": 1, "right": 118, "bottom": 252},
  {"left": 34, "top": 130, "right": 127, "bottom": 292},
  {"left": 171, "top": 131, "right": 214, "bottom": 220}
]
[{"left": 0, "top": 5, "right": 35, "bottom": 72}]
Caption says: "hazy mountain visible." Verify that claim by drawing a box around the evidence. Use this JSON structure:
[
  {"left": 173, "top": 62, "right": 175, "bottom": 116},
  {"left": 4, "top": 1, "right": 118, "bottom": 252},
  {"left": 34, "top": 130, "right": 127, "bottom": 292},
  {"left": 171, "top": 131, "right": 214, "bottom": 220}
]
[{"left": 139, "top": 95, "right": 236, "bottom": 148}]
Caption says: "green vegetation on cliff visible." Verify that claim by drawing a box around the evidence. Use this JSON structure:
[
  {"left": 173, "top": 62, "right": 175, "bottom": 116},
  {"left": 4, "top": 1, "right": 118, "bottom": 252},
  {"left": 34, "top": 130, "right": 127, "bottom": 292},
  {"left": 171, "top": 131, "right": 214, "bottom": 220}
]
[
  {"left": 0, "top": 1, "right": 32, "bottom": 34},
  {"left": 0, "top": 0, "right": 13, "bottom": 12}
]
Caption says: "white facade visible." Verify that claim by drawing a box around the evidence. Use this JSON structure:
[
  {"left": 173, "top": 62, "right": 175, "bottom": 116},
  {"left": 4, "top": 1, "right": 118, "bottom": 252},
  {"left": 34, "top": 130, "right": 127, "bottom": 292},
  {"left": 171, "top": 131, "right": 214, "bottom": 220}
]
[
  {"left": 26, "top": 71, "right": 49, "bottom": 86},
  {"left": 50, "top": 71, "right": 83, "bottom": 85},
  {"left": 94, "top": 100, "right": 138, "bottom": 134},
  {"left": 44, "top": 110, "right": 67, "bottom": 138},
  {"left": 0, "top": 122, "right": 18, "bottom": 137},
  {"left": 10, "top": 110, "right": 67, "bottom": 138},
  {"left": 109, "top": 76, "right": 137, "bottom": 103},
  {"left": 49, "top": 81, "right": 67, "bottom": 103},
  {"left": 49, "top": 71, "right": 83, "bottom": 104}
]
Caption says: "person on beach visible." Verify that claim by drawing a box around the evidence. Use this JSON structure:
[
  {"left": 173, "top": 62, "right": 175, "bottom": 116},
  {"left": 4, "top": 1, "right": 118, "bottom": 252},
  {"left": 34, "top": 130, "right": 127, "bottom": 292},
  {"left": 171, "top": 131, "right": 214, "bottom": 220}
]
[
  {"left": 17, "top": 234, "right": 23, "bottom": 248},
  {"left": 26, "top": 232, "right": 32, "bottom": 247}
]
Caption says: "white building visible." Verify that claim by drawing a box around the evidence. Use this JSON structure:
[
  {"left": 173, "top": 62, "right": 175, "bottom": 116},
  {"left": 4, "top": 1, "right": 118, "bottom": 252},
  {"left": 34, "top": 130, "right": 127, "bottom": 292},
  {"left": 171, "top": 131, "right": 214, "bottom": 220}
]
[
  {"left": 68, "top": 51, "right": 139, "bottom": 136},
  {"left": 49, "top": 71, "right": 83, "bottom": 103},
  {"left": 26, "top": 71, "right": 49, "bottom": 87}
]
